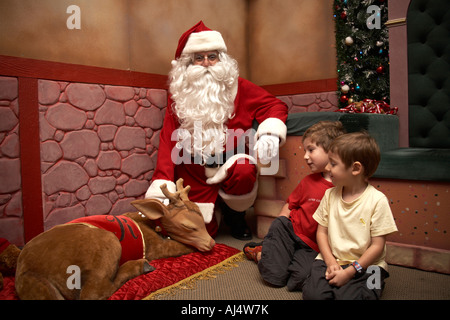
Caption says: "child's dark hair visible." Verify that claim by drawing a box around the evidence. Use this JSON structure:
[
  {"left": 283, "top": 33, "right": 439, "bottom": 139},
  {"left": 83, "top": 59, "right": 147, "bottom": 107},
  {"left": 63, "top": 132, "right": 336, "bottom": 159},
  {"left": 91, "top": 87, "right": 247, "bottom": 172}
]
[
  {"left": 302, "top": 121, "right": 346, "bottom": 152},
  {"left": 329, "top": 131, "right": 381, "bottom": 178}
]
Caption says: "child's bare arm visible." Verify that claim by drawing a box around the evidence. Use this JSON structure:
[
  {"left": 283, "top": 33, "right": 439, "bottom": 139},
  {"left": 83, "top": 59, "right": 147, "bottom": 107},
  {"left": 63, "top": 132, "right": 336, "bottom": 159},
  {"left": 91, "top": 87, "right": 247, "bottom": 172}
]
[
  {"left": 278, "top": 203, "right": 291, "bottom": 218},
  {"left": 316, "top": 224, "right": 341, "bottom": 275},
  {"left": 357, "top": 236, "right": 386, "bottom": 269},
  {"left": 327, "top": 236, "right": 386, "bottom": 287}
]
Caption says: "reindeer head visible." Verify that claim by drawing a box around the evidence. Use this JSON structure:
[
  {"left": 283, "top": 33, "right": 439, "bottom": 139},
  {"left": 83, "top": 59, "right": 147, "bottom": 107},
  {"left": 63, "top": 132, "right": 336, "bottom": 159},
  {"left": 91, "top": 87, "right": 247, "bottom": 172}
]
[{"left": 131, "top": 179, "right": 215, "bottom": 252}]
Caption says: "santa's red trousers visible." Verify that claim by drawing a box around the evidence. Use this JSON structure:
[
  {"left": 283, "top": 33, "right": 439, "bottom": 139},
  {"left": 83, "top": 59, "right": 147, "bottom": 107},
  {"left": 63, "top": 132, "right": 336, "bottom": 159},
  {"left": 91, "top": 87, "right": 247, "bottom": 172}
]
[{"left": 174, "top": 158, "right": 257, "bottom": 237}]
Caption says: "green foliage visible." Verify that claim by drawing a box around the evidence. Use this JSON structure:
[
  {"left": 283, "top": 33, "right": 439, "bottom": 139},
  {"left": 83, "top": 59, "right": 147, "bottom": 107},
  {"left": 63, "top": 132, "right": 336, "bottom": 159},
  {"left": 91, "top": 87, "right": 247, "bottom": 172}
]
[{"left": 334, "top": 0, "right": 390, "bottom": 107}]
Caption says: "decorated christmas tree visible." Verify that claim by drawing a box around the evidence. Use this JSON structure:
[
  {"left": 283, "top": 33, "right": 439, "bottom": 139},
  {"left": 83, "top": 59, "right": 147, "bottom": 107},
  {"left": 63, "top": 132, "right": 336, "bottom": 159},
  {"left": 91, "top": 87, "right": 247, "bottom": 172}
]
[{"left": 334, "top": 0, "right": 390, "bottom": 109}]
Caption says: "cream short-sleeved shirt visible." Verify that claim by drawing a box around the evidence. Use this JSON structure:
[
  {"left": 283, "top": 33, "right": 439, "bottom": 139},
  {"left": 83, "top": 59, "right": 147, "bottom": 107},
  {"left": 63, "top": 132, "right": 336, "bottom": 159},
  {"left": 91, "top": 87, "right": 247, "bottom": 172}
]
[{"left": 313, "top": 184, "right": 398, "bottom": 270}]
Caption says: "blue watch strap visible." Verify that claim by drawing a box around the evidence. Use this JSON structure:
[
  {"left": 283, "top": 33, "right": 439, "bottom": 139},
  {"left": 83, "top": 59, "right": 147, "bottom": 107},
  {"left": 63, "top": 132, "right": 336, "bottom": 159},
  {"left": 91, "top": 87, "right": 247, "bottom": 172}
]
[{"left": 352, "top": 261, "right": 363, "bottom": 273}]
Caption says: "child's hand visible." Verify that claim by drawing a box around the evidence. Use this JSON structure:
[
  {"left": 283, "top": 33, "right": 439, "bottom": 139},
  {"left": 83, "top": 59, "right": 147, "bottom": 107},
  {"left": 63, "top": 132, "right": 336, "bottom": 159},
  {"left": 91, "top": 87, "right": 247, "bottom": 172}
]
[
  {"left": 327, "top": 267, "right": 354, "bottom": 287},
  {"left": 325, "top": 263, "right": 342, "bottom": 280}
]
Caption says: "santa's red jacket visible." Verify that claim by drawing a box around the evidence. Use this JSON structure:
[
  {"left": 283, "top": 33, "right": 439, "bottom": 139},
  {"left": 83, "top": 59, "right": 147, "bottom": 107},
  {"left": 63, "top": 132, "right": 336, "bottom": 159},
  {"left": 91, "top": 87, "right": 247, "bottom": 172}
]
[{"left": 146, "top": 77, "right": 288, "bottom": 236}]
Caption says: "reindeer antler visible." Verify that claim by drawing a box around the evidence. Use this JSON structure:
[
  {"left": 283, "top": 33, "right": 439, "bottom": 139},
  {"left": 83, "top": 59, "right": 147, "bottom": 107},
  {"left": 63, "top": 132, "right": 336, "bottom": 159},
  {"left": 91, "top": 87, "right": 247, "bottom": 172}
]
[
  {"left": 160, "top": 178, "right": 191, "bottom": 207},
  {"left": 176, "top": 178, "right": 191, "bottom": 202}
]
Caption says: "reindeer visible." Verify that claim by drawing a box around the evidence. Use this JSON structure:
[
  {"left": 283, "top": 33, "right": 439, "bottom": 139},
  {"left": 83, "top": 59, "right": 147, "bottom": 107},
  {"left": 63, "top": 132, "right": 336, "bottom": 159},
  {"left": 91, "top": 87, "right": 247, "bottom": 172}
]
[{"left": 15, "top": 179, "right": 215, "bottom": 300}]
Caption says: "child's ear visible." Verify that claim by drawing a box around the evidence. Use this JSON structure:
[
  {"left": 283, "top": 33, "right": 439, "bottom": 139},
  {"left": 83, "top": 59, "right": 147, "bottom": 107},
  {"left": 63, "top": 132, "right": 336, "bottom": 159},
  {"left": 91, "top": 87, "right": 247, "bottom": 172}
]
[{"left": 351, "top": 161, "right": 363, "bottom": 176}]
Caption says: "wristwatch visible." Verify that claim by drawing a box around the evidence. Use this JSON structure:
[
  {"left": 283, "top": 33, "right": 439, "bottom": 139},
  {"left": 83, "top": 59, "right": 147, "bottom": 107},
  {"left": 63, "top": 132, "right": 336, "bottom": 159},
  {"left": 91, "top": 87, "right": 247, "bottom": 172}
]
[{"left": 352, "top": 261, "right": 363, "bottom": 273}]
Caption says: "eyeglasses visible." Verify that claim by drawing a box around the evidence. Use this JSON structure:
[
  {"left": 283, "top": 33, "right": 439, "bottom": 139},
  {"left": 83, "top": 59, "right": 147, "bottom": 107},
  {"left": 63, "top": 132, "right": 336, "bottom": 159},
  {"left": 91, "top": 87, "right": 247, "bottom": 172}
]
[{"left": 193, "top": 52, "right": 219, "bottom": 64}]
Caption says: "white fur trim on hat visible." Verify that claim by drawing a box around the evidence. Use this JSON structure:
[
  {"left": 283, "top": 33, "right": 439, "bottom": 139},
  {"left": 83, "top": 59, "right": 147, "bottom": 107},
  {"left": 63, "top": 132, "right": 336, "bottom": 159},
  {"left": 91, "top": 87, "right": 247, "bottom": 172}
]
[
  {"left": 147, "top": 180, "right": 215, "bottom": 223},
  {"left": 256, "top": 117, "right": 287, "bottom": 146},
  {"left": 182, "top": 30, "right": 227, "bottom": 55},
  {"left": 195, "top": 202, "right": 215, "bottom": 223},
  {"left": 218, "top": 180, "right": 259, "bottom": 212},
  {"left": 145, "top": 179, "right": 176, "bottom": 205},
  {"left": 205, "top": 154, "right": 257, "bottom": 185}
]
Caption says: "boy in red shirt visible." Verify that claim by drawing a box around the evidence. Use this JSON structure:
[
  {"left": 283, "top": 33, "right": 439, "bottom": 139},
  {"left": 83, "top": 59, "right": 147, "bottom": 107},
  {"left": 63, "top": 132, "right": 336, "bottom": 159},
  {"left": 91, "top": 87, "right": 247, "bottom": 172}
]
[{"left": 244, "top": 121, "right": 345, "bottom": 291}]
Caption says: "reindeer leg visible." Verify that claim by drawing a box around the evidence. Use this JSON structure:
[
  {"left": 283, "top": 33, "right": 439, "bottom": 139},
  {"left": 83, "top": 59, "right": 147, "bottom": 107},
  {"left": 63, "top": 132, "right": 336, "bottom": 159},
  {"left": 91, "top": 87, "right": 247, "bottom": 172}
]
[
  {"left": 146, "top": 238, "right": 195, "bottom": 261},
  {"left": 79, "top": 259, "right": 154, "bottom": 300},
  {"left": 16, "top": 272, "right": 65, "bottom": 300},
  {"left": 113, "top": 259, "right": 155, "bottom": 287}
]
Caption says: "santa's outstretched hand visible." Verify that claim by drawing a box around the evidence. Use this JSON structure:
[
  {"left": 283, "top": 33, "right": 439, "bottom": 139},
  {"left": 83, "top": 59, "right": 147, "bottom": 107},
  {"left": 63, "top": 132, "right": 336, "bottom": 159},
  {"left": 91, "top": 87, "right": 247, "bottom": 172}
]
[{"left": 254, "top": 134, "right": 279, "bottom": 163}]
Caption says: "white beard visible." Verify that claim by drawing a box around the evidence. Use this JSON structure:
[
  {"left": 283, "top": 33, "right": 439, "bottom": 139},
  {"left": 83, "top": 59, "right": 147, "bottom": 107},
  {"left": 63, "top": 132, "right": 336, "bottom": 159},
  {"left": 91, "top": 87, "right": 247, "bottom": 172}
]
[{"left": 169, "top": 53, "right": 239, "bottom": 164}]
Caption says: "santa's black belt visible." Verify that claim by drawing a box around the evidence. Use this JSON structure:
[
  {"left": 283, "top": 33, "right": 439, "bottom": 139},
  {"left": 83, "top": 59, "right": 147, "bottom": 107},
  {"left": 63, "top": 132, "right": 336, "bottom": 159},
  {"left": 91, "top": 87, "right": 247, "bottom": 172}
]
[{"left": 191, "top": 153, "right": 226, "bottom": 168}]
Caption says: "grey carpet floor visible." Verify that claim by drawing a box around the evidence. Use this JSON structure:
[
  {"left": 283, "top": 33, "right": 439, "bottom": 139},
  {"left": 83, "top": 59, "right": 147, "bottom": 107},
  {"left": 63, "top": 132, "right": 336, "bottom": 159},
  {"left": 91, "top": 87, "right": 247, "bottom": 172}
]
[{"left": 155, "top": 222, "right": 450, "bottom": 300}]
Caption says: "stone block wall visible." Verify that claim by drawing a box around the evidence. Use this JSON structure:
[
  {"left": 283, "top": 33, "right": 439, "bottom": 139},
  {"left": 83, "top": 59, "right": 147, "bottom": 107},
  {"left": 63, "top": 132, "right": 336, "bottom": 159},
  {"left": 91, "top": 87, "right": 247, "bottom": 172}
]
[
  {"left": 39, "top": 80, "right": 166, "bottom": 230},
  {"left": 0, "top": 72, "right": 336, "bottom": 246},
  {"left": 279, "top": 91, "right": 338, "bottom": 113},
  {"left": 0, "top": 76, "right": 22, "bottom": 245},
  {"left": 0, "top": 76, "right": 167, "bottom": 245}
]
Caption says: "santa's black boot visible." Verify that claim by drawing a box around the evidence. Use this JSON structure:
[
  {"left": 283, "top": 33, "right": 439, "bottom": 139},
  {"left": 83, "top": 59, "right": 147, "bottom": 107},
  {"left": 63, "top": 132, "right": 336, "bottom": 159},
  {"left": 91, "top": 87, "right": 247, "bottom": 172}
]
[{"left": 221, "top": 203, "right": 252, "bottom": 240}]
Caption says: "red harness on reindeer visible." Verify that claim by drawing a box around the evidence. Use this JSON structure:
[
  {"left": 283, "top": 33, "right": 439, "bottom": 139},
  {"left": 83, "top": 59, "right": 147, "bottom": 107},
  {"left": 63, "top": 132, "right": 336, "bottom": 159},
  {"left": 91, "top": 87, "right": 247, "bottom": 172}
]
[{"left": 68, "top": 215, "right": 145, "bottom": 265}]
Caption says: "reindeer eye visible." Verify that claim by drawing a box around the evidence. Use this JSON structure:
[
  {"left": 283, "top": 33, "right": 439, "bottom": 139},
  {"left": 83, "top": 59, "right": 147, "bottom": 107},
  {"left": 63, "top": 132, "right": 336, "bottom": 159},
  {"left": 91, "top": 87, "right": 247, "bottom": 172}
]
[{"left": 181, "top": 223, "right": 197, "bottom": 232}]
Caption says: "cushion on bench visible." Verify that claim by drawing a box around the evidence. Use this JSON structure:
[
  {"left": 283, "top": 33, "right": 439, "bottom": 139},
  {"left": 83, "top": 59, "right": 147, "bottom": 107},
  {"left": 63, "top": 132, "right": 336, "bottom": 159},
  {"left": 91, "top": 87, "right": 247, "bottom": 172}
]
[{"left": 283, "top": 112, "right": 449, "bottom": 181}]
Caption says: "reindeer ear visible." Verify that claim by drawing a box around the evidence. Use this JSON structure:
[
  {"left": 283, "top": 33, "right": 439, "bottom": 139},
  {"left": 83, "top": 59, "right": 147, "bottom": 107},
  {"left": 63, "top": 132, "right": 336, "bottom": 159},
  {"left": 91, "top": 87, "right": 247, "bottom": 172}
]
[{"left": 131, "top": 199, "right": 170, "bottom": 220}]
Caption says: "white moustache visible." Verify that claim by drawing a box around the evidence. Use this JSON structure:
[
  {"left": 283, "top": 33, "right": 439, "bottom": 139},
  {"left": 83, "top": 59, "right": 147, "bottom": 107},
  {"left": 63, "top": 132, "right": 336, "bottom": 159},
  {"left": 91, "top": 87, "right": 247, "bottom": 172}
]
[{"left": 185, "top": 63, "right": 227, "bottom": 83}]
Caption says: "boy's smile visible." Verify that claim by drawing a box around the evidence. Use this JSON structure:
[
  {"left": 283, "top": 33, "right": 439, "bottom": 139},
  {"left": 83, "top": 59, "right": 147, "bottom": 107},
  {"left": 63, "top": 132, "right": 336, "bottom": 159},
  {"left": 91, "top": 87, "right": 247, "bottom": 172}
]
[
  {"left": 326, "top": 151, "right": 351, "bottom": 186},
  {"left": 303, "top": 137, "right": 330, "bottom": 175}
]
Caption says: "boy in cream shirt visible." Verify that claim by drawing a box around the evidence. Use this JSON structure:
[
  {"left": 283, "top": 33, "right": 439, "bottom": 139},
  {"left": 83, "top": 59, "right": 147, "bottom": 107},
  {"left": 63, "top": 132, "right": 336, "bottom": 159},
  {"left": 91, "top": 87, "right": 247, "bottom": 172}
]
[{"left": 302, "top": 132, "right": 397, "bottom": 300}]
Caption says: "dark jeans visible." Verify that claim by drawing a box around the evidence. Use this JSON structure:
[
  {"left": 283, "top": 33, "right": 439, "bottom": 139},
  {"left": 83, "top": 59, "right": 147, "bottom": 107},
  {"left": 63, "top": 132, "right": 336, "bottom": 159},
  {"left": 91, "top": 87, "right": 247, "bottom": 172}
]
[
  {"left": 302, "top": 259, "right": 389, "bottom": 300},
  {"left": 258, "top": 216, "right": 318, "bottom": 291}
]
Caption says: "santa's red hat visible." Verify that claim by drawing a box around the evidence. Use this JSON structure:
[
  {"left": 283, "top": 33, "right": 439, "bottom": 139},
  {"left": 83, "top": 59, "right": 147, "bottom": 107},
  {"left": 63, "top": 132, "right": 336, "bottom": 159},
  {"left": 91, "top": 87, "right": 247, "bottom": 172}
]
[{"left": 175, "top": 21, "right": 227, "bottom": 59}]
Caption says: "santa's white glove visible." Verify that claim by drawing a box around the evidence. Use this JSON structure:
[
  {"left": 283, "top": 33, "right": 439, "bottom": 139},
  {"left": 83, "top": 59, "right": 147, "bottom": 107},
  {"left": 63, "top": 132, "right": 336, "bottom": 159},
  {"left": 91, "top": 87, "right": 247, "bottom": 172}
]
[{"left": 254, "top": 135, "right": 279, "bottom": 163}]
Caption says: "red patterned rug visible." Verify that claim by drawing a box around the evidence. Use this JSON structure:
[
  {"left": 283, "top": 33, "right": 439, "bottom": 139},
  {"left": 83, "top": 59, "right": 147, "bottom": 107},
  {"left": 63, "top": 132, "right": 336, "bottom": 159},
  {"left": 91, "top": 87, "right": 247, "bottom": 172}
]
[{"left": 0, "top": 243, "right": 243, "bottom": 300}]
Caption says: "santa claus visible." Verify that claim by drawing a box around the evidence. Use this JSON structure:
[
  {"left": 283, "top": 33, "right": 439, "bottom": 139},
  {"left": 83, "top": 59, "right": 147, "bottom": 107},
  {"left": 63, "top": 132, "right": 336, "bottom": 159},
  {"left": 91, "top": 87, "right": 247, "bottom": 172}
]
[{"left": 146, "top": 21, "right": 288, "bottom": 239}]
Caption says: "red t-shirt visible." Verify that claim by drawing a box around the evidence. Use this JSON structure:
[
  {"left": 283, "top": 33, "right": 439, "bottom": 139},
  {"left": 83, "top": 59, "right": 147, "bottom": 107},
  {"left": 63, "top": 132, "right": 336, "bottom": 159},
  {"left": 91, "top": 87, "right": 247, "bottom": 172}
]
[{"left": 287, "top": 173, "right": 333, "bottom": 252}]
